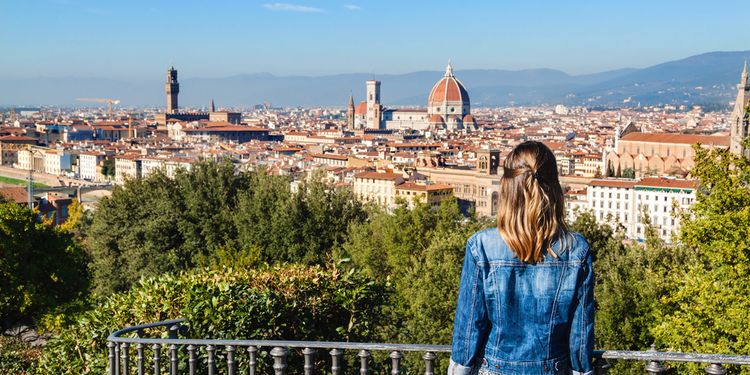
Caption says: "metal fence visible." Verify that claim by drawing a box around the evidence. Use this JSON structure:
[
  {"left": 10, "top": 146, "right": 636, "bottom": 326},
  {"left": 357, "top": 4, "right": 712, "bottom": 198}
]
[{"left": 108, "top": 318, "right": 750, "bottom": 375}]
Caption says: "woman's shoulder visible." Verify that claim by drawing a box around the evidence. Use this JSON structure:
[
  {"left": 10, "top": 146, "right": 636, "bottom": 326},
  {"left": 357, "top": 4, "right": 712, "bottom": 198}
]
[{"left": 559, "top": 230, "right": 592, "bottom": 261}]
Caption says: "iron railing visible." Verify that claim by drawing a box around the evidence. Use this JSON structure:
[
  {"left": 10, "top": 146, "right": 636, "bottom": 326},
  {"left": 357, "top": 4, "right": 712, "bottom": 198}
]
[{"left": 107, "top": 318, "right": 750, "bottom": 375}]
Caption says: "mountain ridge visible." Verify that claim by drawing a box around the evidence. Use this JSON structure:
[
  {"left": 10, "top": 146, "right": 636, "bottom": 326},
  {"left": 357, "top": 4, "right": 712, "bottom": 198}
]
[{"left": 1, "top": 51, "right": 748, "bottom": 108}]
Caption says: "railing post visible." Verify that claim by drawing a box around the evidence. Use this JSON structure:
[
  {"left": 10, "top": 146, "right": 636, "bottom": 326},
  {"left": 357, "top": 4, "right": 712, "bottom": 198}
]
[
  {"left": 330, "top": 348, "right": 344, "bottom": 375},
  {"left": 270, "top": 346, "right": 289, "bottom": 375},
  {"left": 389, "top": 351, "right": 403, "bottom": 375},
  {"left": 705, "top": 363, "right": 727, "bottom": 375},
  {"left": 227, "top": 345, "right": 236, "bottom": 375},
  {"left": 645, "top": 345, "right": 666, "bottom": 374},
  {"left": 422, "top": 352, "right": 437, "bottom": 375},
  {"left": 207, "top": 344, "right": 216, "bottom": 375},
  {"left": 247, "top": 346, "right": 258, "bottom": 375},
  {"left": 302, "top": 348, "right": 316, "bottom": 375},
  {"left": 423, "top": 352, "right": 436, "bottom": 375},
  {"left": 358, "top": 350, "right": 370, "bottom": 375},
  {"left": 152, "top": 344, "right": 162, "bottom": 375},
  {"left": 136, "top": 343, "right": 145, "bottom": 375},
  {"left": 168, "top": 324, "right": 180, "bottom": 339},
  {"left": 593, "top": 356, "right": 611, "bottom": 374},
  {"left": 169, "top": 344, "right": 178, "bottom": 375},
  {"left": 108, "top": 342, "right": 116, "bottom": 375},
  {"left": 187, "top": 345, "right": 197, "bottom": 375},
  {"left": 121, "top": 343, "right": 130, "bottom": 375},
  {"left": 115, "top": 341, "right": 121, "bottom": 375}
]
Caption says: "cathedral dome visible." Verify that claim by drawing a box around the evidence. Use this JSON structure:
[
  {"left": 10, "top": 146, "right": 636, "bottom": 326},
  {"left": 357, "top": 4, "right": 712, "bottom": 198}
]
[
  {"left": 428, "top": 63, "right": 470, "bottom": 107},
  {"left": 429, "top": 114, "right": 445, "bottom": 124}
]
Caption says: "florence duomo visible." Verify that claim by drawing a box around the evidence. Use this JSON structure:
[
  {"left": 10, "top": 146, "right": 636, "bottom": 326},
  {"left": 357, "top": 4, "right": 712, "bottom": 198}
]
[{"left": 347, "top": 62, "right": 476, "bottom": 132}]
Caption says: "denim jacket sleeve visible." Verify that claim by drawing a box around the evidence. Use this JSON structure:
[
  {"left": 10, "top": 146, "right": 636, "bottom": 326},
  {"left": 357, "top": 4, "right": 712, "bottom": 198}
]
[
  {"left": 448, "top": 236, "right": 489, "bottom": 375},
  {"left": 569, "top": 245, "right": 595, "bottom": 375}
]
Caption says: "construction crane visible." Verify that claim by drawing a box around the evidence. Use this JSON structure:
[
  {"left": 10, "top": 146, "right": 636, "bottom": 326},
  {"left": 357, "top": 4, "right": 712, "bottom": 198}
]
[{"left": 76, "top": 98, "right": 121, "bottom": 119}]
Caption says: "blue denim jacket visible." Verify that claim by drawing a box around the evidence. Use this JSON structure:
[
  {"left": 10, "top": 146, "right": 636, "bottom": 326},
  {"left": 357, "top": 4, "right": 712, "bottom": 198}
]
[{"left": 448, "top": 228, "right": 594, "bottom": 375}]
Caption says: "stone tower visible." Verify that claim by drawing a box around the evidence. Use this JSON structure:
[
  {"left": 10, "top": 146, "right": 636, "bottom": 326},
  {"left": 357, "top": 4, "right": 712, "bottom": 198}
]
[
  {"left": 346, "top": 95, "right": 355, "bottom": 130},
  {"left": 476, "top": 149, "right": 500, "bottom": 175},
  {"left": 730, "top": 61, "right": 750, "bottom": 158},
  {"left": 366, "top": 80, "right": 381, "bottom": 129},
  {"left": 166, "top": 67, "right": 180, "bottom": 114}
]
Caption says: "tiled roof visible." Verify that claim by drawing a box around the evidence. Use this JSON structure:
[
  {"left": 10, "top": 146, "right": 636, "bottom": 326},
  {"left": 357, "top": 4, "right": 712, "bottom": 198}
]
[
  {"left": 620, "top": 133, "right": 730, "bottom": 147},
  {"left": 354, "top": 171, "right": 403, "bottom": 180},
  {"left": 636, "top": 178, "right": 697, "bottom": 189},
  {"left": 589, "top": 179, "right": 637, "bottom": 188}
]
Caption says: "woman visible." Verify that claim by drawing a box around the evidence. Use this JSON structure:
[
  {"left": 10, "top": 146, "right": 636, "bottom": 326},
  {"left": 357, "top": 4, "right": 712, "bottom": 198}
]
[{"left": 448, "top": 141, "right": 594, "bottom": 375}]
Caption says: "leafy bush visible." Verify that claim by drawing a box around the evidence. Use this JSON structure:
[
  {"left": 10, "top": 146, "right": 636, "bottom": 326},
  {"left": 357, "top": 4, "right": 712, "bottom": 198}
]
[
  {"left": 0, "top": 200, "right": 88, "bottom": 331},
  {"left": 0, "top": 336, "right": 40, "bottom": 374},
  {"left": 36, "top": 264, "right": 385, "bottom": 374}
]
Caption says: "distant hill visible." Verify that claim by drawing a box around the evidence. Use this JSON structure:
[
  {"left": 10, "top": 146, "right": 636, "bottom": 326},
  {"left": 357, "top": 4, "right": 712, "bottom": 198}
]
[{"left": 1, "top": 51, "right": 748, "bottom": 108}]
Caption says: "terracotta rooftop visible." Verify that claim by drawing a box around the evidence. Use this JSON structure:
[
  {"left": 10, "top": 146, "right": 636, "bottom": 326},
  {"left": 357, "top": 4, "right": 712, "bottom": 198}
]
[
  {"left": 620, "top": 133, "right": 730, "bottom": 147},
  {"left": 353, "top": 171, "right": 403, "bottom": 180},
  {"left": 0, "top": 187, "right": 27, "bottom": 204},
  {"left": 636, "top": 178, "right": 697, "bottom": 189},
  {"left": 312, "top": 153, "right": 348, "bottom": 161},
  {"left": 396, "top": 182, "right": 453, "bottom": 191},
  {"left": 589, "top": 179, "right": 637, "bottom": 188}
]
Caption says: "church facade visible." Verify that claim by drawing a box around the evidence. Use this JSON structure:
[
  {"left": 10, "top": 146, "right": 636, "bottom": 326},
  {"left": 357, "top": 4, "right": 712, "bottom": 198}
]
[{"left": 347, "top": 63, "right": 476, "bottom": 132}]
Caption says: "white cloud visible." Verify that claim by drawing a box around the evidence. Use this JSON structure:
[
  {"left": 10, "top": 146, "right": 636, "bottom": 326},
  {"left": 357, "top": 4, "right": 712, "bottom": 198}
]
[
  {"left": 262, "top": 3, "right": 324, "bottom": 13},
  {"left": 343, "top": 4, "right": 361, "bottom": 11}
]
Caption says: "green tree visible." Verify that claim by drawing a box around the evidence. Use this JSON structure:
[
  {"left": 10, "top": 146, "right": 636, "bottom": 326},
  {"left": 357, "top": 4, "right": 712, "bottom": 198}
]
[
  {"left": 100, "top": 158, "right": 115, "bottom": 178},
  {"left": 0, "top": 201, "right": 88, "bottom": 331},
  {"left": 87, "top": 170, "right": 188, "bottom": 295},
  {"left": 341, "top": 199, "right": 485, "bottom": 371},
  {"left": 235, "top": 169, "right": 366, "bottom": 265},
  {"left": 651, "top": 143, "right": 750, "bottom": 374},
  {"left": 622, "top": 167, "right": 636, "bottom": 179}
]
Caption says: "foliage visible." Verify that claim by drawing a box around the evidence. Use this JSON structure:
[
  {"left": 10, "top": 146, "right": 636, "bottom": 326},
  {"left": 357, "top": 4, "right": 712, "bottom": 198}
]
[
  {"left": 622, "top": 167, "right": 636, "bottom": 179},
  {"left": 341, "top": 199, "right": 486, "bottom": 371},
  {"left": 0, "top": 201, "right": 88, "bottom": 331},
  {"left": 650, "top": 145, "right": 750, "bottom": 374},
  {"left": 36, "top": 264, "right": 385, "bottom": 374},
  {"left": 86, "top": 162, "right": 365, "bottom": 296},
  {"left": 100, "top": 158, "right": 115, "bottom": 178},
  {"left": 235, "top": 169, "right": 366, "bottom": 265},
  {"left": 0, "top": 336, "right": 40, "bottom": 374}
]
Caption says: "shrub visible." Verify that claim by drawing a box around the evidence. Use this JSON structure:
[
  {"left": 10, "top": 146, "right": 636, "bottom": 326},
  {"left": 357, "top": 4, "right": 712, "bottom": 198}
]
[{"left": 37, "top": 264, "right": 385, "bottom": 374}]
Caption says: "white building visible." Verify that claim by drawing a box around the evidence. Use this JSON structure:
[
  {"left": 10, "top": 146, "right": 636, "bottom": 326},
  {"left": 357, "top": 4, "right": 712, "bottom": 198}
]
[
  {"left": 44, "top": 149, "right": 72, "bottom": 176},
  {"left": 586, "top": 177, "right": 696, "bottom": 242},
  {"left": 352, "top": 171, "right": 405, "bottom": 210},
  {"left": 79, "top": 152, "right": 107, "bottom": 181},
  {"left": 115, "top": 155, "right": 142, "bottom": 185}
]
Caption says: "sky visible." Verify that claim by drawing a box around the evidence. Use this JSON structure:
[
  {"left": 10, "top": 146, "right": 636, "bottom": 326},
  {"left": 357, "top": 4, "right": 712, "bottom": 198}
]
[{"left": 1, "top": 0, "right": 749, "bottom": 80}]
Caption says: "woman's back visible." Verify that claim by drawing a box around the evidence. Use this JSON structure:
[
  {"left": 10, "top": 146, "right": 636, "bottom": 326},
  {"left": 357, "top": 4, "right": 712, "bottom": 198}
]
[
  {"left": 449, "top": 141, "right": 594, "bottom": 375},
  {"left": 449, "top": 228, "right": 593, "bottom": 374}
]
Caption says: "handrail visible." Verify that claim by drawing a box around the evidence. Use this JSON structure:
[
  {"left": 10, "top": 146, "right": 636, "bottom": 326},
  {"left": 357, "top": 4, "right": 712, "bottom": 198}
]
[{"left": 106, "top": 318, "right": 750, "bottom": 375}]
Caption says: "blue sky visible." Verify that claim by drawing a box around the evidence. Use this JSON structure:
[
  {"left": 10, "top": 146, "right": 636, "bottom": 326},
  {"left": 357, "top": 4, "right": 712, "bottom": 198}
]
[{"left": 1, "top": 0, "right": 748, "bottom": 80}]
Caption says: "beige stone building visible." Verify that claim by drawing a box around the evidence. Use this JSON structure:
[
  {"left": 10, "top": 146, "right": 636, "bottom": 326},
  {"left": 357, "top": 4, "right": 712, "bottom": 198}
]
[
  {"left": 417, "top": 149, "right": 501, "bottom": 217},
  {"left": 395, "top": 182, "right": 454, "bottom": 209}
]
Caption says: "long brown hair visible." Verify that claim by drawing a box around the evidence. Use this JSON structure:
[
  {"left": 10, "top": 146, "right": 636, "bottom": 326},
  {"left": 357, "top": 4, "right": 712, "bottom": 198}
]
[{"left": 497, "top": 141, "right": 567, "bottom": 263}]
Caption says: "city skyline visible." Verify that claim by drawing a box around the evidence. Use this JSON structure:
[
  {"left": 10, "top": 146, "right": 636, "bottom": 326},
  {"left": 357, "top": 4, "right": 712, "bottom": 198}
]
[{"left": 2, "top": 0, "right": 750, "bottom": 80}]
